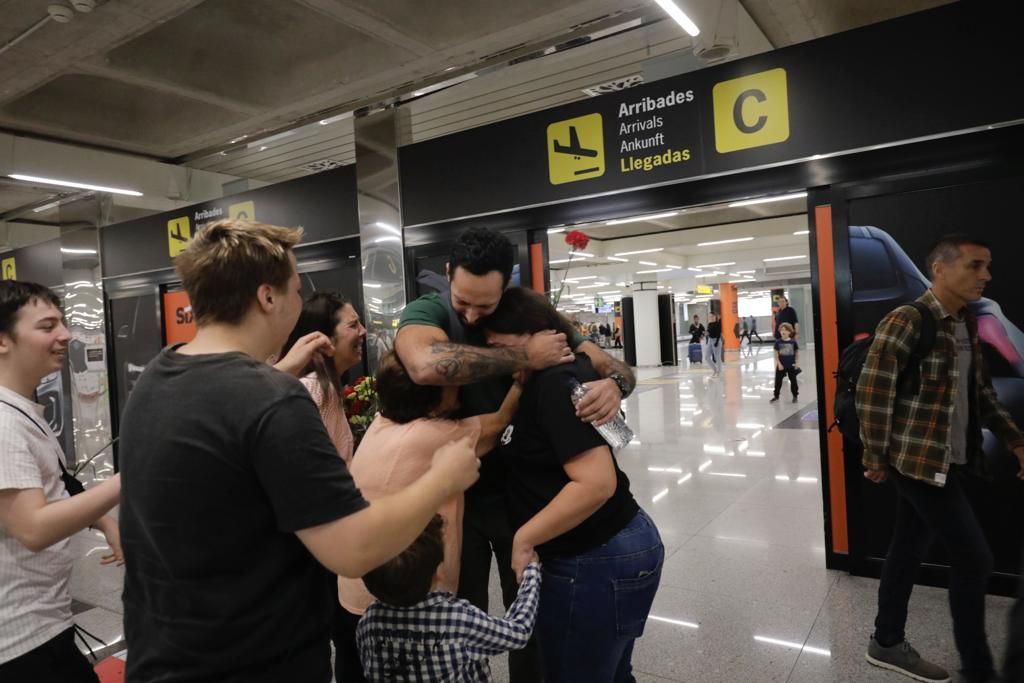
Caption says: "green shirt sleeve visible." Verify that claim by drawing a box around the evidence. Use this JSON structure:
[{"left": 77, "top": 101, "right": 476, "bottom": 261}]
[
  {"left": 569, "top": 329, "right": 586, "bottom": 349},
  {"left": 398, "top": 293, "right": 448, "bottom": 332}
]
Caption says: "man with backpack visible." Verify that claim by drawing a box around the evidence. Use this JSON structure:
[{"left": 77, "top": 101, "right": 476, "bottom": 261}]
[{"left": 856, "top": 235, "right": 1024, "bottom": 683}]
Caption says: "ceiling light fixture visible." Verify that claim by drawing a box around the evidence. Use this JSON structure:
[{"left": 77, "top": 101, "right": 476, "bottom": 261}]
[
  {"left": 728, "top": 191, "right": 808, "bottom": 208},
  {"left": 60, "top": 248, "right": 96, "bottom": 255},
  {"left": 638, "top": 260, "right": 658, "bottom": 266},
  {"left": 694, "top": 262, "right": 736, "bottom": 268},
  {"left": 569, "top": 251, "right": 594, "bottom": 257},
  {"left": 651, "top": 0, "right": 701, "bottom": 36},
  {"left": 697, "top": 237, "right": 754, "bottom": 247},
  {"left": 9, "top": 174, "right": 142, "bottom": 197},
  {"left": 605, "top": 256, "right": 629, "bottom": 262},
  {"left": 793, "top": 230, "right": 810, "bottom": 235},
  {"left": 567, "top": 276, "right": 598, "bottom": 281},
  {"left": 548, "top": 227, "right": 566, "bottom": 234},
  {"left": 763, "top": 255, "right": 807, "bottom": 262},
  {"left": 666, "top": 265, "right": 682, "bottom": 269},
  {"left": 597, "top": 290, "right": 621, "bottom": 295},
  {"left": 606, "top": 212, "right": 678, "bottom": 226},
  {"left": 637, "top": 268, "right": 671, "bottom": 274},
  {"left": 687, "top": 267, "right": 702, "bottom": 272},
  {"left": 614, "top": 248, "right": 664, "bottom": 256},
  {"left": 736, "top": 269, "right": 756, "bottom": 274}
]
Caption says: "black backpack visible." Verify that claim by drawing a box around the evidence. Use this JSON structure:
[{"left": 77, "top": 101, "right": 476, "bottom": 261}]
[{"left": 830, "top": 301, "right": 936, "bottom": 444}]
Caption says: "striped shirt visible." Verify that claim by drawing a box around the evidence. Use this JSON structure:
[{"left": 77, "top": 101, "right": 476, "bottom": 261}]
[
  {"left": 856, "top": 290, "right": 1024, "bottom": 485},
  {"left": 0, "top": 385, "right": 74, "bottom": 664},
  {"left": 357, "top": 563, "right": 541, "bottom": 682}
]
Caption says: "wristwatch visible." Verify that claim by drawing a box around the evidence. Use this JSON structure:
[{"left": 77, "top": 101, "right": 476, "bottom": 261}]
[{"left": 608, "top": 371, "right": 632, "bottom": 399}]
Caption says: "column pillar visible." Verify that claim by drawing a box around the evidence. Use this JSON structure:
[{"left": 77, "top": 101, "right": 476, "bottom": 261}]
[
  {"left": 720, "top": 282, "right": 739, "bottom": 352},
  {"left": 355, "top": 107, "right": 408, "bottom": 374},
  {"left": 632, "top": 281, "right": 661, "bottom": 366}
]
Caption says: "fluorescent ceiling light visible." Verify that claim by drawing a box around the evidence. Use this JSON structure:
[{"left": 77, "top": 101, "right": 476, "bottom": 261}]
[
  {"left": 614, "top": 248, "right": 664, "bottom": 256},
  {"left": 363, "top": 283, "right": 382, "bottom": 288},
  {"left": 666, "top": 265, "right": 681, "bottom": 269},
  {"left": 615, "top": 281, "right": 627, "bottom": 286},
  {"left": 577, "top": 283, "right": 611, "bottom": 289},
  {"left": 652, "top": 0, "right": 700, "bottom": 36},
  {"left": 729, "top": 279, "right": 755, "bottom": 283},
  {"left": 606, "top": 212, "right": 677, "bottom": 226},
  {"left": 728, "top": 272, "right": 742, "bottom": 277},
  {"left": 10, "top": 174, "right": 142, "bottom": 197},
  {"left": 318, "top": 112, "right": 352, "bottom": 125},
  {"left": 548, "top": 227, "right": 566, "bottom": 234},
  {"left": 687, "top": 267, "right": 702, "bottom": 272},
  {"left": 793, "top": 230, "right": 810, "bottom": 235},
  {"left": 728, "top": 191, "right": 807, "bottom": 208},
  {"left": 651, "top": 488, "right": 670, "bottom": 503},
  {"left": 763, "top": 255, "right": 807, "bottom": 262},
  {"left": 638, "top": 260, "right": 658, "bottom": 266},
  {"left": 569, "top": 251, "right": 593, "bottom": 257},
  {"left": 706, "top": 472, "right": 747, "bottom": 478},
  {"left": 677, "top": 473, "right": 693, "bottom": 484},
  {"left": 697, "top": 237, "right": 754, "bottom": 247},
  {"left": 605, "top": 256, "right": 629, "bottom": 262},
  {"left": 60, "top": 248, "right": 96, "bottom": 254},
  {"left": 695, "top": 262, "right": 735, "bottom": 268},
  {"left": 736, "top": 270, "right": 756, "bottom": 274},
  {"left": 565, "top": 276, "right": 598, "bottom": 281},
  {"left": 32, "top": 200, "right": 62, "bottom": 213},
  {"left": 597, "top": 290, "right": 621, "bottom": 295},
  {"left": 694, "top": 273, "right": 716, "bottom": 278},
  {"left": 637, "top": 269, "right": 671, "bottom": 274}
]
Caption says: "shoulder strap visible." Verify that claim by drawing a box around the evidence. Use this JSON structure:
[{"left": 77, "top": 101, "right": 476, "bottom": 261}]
[
  {"left": 0, "top": 399, "right": 48, "bottom": 436},
  {"left": 0, "top": 398, "right": 82, "bottom": 494},
  {"left": 907, "top": 301, "right": 937, "bottom": 358}
]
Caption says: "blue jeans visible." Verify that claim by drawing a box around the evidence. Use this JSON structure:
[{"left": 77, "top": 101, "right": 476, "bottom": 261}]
[{"left": 536, "top": 509, "right": 664, "bottom": 683}]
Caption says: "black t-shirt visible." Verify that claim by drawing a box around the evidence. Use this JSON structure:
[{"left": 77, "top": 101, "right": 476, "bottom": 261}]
[
  {"left": 120, "top": 348, "right": 368, "bottom": 683},
  {"left": 774, "top": 339, "right": 799, "bottom": 368},
  {"left": 706, "top": 321, "right": 722, "bottom": 341},
  {"left": 776, "top": 306, "right": 798, "bottom": 333},
  {"left": 688, "top": 323, "right": 704, "bottom": 344},
  {"left": 498, "top": 354, "right": 638, "bottom": 559}
]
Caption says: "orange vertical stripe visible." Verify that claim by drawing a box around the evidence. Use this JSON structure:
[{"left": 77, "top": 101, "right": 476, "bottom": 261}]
[
  {"left": 529, "top": 243, "right": 545, "bottom": 294},
  {"left": 720, "top": 283, "right": 739, "bottom": 350},
  {"left": 815, "top": 205, "right": 848, "bottom": 554}
]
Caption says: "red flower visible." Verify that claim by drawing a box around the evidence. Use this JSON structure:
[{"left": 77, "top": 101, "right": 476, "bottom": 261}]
[
  {"left": 564, "top": 230, "right": 590, "bottom": 251},
  {"left": 343, "top": 385, "right": 355, "bottom": 397}
]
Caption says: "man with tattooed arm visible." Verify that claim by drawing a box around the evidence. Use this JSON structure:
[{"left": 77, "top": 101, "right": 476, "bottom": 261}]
[{"left": 395, "top": 227, "right": 635, "bottom": 682}]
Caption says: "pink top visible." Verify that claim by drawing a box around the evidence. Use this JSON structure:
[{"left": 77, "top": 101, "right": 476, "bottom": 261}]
[
  {"left": 300, "top": 374, "right": 354, "bottom": 465},
  {"left": 337, "top": 414, "right": 482, "bottom": 615}
]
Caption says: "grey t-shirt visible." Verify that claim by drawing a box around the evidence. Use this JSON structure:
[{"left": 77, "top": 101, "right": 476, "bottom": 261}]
[{"left": 949, "top": 320, "right": 972, "bottom": 465}]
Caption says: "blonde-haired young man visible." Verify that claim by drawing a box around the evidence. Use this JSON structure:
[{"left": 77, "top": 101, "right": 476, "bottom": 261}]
[{"left": 119, "top": 219, "right": 479, "bottom": 683}]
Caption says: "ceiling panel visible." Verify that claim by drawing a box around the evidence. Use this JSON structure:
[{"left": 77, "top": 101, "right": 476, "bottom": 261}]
[{"left": 0, "top": 74, "right": 248, "bottom": 151}]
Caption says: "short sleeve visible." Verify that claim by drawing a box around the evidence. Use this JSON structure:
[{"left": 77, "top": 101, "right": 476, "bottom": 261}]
[
  {"left": 532, "top": 373, "right": 607, "bottom": 464},
  {"left": 0, "top": 419, "right": 43, "bottom": 490},
  {"left": 251, "top": 394, "right": 368, "bottom": 532},
  {"left": 398, "top": 294, "right": 448, "bottom": 332}
]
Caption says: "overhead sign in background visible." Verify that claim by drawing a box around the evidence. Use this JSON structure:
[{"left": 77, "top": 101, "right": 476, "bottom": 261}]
[
  {"left": 162, "top": 290, "right": 197, "bottom": 345},
  {"left": 2, "top": 256, "right": 15, "bottom": 280},
  {"left": 102, "top": 165, "right": 359, "bottom": 280},
  {"left": 399, "top": 3, "right": 1024, "bottom": 227}
]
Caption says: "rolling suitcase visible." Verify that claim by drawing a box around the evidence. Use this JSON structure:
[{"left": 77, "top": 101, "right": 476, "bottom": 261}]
[{"left": 688, "top": 342, "right": 702, "bottom": 363}]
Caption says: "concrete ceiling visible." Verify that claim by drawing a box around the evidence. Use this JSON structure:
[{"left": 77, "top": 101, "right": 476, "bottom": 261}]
[{"left": 0, "top": 0, "right": 956, "bottom": 243}]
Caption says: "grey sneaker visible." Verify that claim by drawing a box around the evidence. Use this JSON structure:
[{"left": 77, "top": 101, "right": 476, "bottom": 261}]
[{"left": 866, "top": 638, "right": 951, "bottom": 682}]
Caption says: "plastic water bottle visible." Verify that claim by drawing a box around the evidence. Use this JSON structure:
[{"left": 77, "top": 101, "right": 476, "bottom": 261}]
[{"left": 569, "top": 379, "right": 634, "bottom": 452}]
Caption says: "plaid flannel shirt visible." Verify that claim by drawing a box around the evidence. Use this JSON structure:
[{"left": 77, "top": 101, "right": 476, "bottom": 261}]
[
  {"left": 356, "top": 563, "right": 541, "bottom": 682},
  {"left": 856, "top": 289, "right": 1024, "bottom": 486}
]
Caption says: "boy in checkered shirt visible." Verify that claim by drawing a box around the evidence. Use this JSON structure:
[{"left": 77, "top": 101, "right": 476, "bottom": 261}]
[{"left": 356, "top": 515, "right": 541, "bottom": 682}]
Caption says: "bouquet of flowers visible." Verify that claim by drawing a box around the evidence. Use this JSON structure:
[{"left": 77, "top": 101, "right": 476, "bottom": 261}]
[
  {"left": 551, "top": 229, "right": 590, "bottom": 306},
  {"left": 343, "top": 375, "right": 378, "bottom": 448}
]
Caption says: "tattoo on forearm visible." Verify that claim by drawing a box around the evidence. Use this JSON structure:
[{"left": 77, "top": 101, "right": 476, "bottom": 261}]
[
  {"left": 607, "top": 357, "right": 636, "bottom": 390},
  {"left": 429, "top": 342, "right": 526, "bottom": 382}
]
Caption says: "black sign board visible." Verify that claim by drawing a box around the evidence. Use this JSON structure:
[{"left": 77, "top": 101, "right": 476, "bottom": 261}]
[
  {"left": 399, "top": 3, "right": 1024, "bottom": 226},
  {"left": 101, "top": 165, "right": 359, "bottom": 279}
]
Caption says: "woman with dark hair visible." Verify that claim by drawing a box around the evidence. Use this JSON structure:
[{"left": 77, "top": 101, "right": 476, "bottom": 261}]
[
  {"left": 281, "top": 292, "right": 366, "bottom": 463},
  {"left": 335, "top": 351, "right": 522, "bottom": 682},
  {"left": 481, "top": 287, "right": 663, "bottom": 683}
]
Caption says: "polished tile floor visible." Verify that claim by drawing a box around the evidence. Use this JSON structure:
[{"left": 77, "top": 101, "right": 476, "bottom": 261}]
[{"left": 68, "top": 343, "right": 1016, "bottom": 681}]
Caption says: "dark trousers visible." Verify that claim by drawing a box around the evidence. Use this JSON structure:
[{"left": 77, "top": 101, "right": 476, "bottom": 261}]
[
  {"left": 874, "top": 466, "right": 995, "bottom": 679},
  {"left": 0, "top": 627, "right": 99, "bottom": 683},
  {"left": 773, "top": 367, "right": 798, "bottom": 398},
  {"left": 331, "top": 599, "right": 367, "bottom": 683},
  {"left": 1005, "top": 545, "right": 1024, "bottom": 682},
  {"left": 458, "top": 492, "right": 542, "bottom": 683}
]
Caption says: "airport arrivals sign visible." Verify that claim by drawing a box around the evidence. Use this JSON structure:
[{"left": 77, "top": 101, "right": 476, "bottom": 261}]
[{"left": 399, "top": 3, "right": 1023, "bottom": 227}]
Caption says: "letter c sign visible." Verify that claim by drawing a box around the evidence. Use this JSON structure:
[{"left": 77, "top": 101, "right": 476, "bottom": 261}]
[{"left": 713, "top": 68, "right": 790, "bottom": 153}]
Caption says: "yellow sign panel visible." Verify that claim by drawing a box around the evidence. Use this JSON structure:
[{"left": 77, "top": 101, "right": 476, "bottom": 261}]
[
  {"left": 696, "top": 285, "right": 713, "bottom": 295},
  {"left": 1, "top": 256, "right": 16, "bottom": 281},
  {"left": 229, "top": 200, "right": 256, "bottom": 221},
  {"left": 547, "top": 113, "right": 605, "bottom": 185},
  {"left": 713, "top": 68, "right": 790, "bottom": 153},
  {"left": 167, "top": 217, "right": 191, "bottom": 258}
]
